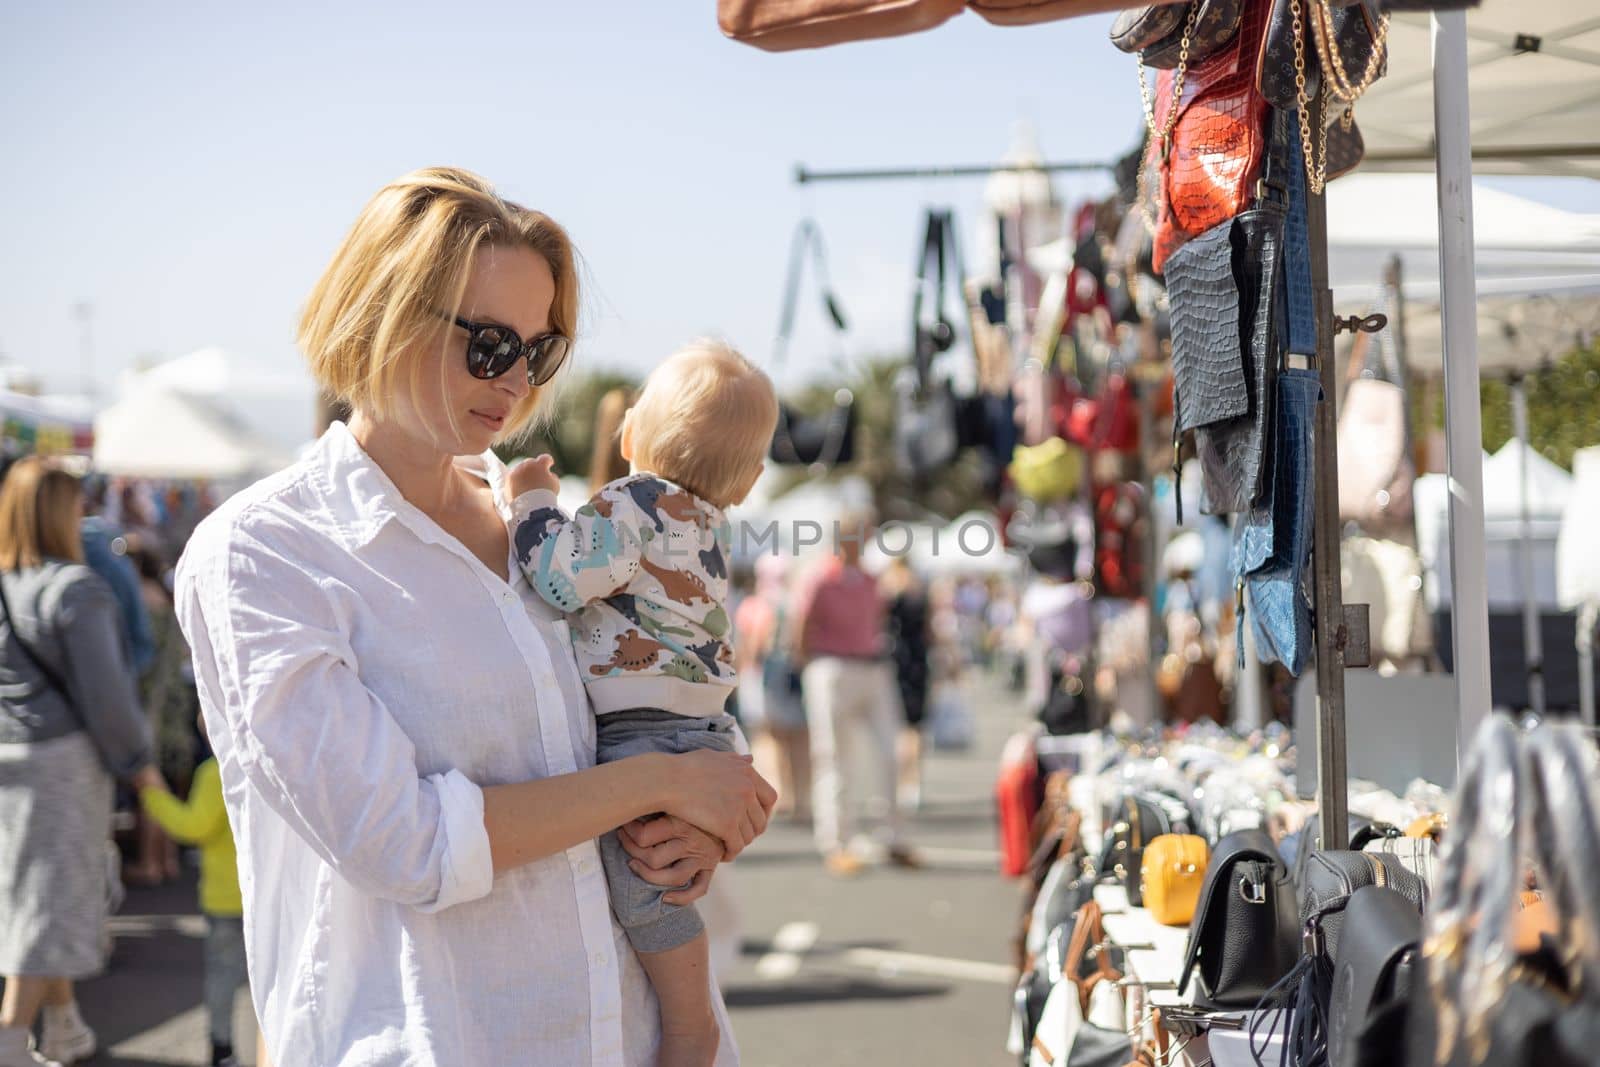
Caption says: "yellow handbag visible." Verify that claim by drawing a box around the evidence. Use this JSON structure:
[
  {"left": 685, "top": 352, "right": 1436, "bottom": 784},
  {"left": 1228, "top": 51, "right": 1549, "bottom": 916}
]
[
  {"left": 1009, "top": 436, "right": 1084, "bottom": 502},
  {"left": 1139, "top": 834, "right": 1209, "bottom": 926}
]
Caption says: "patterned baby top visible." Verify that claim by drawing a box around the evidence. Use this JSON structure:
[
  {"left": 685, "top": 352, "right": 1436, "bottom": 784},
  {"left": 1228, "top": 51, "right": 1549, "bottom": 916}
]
[{"left": 511, "top": 473, "right": 734, "bottom": 717}]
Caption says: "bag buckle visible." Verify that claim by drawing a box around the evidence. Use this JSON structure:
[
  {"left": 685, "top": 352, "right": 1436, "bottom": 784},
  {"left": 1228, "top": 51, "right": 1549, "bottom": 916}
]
[
  {"left": 1303, "top": 921, "right": 1326, "bottom": 959},
  {"left": 1238, "top": 878, "right": 1266, "bottom": 905}
]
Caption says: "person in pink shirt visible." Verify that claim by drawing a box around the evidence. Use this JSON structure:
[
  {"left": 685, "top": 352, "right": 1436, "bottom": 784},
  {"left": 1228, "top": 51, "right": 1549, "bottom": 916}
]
[{"left": 788, "top": 512, "right": 918, "bottom": 877}]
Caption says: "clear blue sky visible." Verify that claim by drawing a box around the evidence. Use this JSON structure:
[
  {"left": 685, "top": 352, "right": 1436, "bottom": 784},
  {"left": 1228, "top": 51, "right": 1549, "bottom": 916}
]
[{"left": 4, "top": 2, "right": 1596, "bottom": 398}]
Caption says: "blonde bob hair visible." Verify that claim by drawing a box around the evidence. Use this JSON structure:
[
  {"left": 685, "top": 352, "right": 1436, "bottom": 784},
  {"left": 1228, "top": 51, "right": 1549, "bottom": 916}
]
[
  {"left": 0, "top": 457, "right": 85, "bottom": 571},
  {"left": 297, "top": 166, "right": 580, "bottom": 440}
]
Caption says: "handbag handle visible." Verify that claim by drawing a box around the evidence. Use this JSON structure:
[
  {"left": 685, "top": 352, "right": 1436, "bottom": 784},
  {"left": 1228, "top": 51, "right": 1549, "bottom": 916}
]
[{"left": 773, "top": 218, "right": 848, "bottom": 369}]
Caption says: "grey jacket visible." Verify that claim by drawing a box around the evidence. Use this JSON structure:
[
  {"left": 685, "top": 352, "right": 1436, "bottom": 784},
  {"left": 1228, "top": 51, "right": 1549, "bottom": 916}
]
[{"left": 0, "top": 560, "right": 152, "bottom": 777}]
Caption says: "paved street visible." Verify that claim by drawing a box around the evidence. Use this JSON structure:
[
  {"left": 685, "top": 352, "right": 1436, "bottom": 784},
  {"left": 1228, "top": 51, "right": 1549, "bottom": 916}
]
[{"left": 48, "top": 670, "right": 1027, "bottom": 1067}]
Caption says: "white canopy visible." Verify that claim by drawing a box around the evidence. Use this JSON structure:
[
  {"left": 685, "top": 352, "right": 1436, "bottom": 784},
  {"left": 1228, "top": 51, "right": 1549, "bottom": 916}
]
[
  {"left": 1557, "top": 445, "right": 1600, "bottom": 610},
  {"left": 1416, "top": 439, "right": 1575, "bottom": 611},
  {"left": 1326, "top": 173, "right": 1600, "bottom": 374},
  {"left": 125, "top": 347, "right": 317, "bottom": 456},
  {"left": 1359, "top": 7, "right": 1600, "bottom": 179},
  {"left": 94, "top": 386, "right": 292, "bottom": 482}
]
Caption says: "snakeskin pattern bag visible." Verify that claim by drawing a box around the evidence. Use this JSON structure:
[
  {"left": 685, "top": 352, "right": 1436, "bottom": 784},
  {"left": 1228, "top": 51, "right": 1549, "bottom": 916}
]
[{"left": 1144, "top": 0, "right": 1271, "bottom": 271}]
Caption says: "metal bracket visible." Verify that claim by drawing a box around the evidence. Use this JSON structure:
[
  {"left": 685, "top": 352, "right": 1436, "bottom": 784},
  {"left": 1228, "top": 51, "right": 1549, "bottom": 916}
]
[
  {"left": 1333, "top": 312, "right": 1388, "bottom": 336},
  {"left": 1342, "top": 603, "right": 1372, "bottom": 668}
]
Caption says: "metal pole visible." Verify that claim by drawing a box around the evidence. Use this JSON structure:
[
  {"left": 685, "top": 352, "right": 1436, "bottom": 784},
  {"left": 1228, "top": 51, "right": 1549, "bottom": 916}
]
[
  {"left": 1307, "top": 92, "right": 1350, "bottom": 852},
  {"left": 1511, "top": 378, "right": 1546, "bottom": 717},
  {"left": 795, "top": 160, "right": 1113, "bottom": 184},
  {"left": 1433, "top": 11, "right": 1493, "bottom": 758}
]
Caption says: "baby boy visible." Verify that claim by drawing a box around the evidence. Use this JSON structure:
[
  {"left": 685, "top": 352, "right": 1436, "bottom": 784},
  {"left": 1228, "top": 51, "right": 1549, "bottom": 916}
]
[{"left": 508, "top": 339, "right": 778, "bottom": 1065}]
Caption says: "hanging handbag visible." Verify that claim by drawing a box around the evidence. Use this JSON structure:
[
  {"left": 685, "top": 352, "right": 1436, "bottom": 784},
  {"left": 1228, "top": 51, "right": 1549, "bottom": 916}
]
[
  {"left": 767, "top": 219, "right": 858, "bottom": 469},
  {"left": 1026, "top": 901, "right": 1135, "bottom": 1067},
  {"left": 1112, "top": 0, "right": 1244, "bottom": 70},
  {"left": 1141, "top": 0, "right": 1272, "bottom": 272},
  {"left": 1140, "top": 834, "right": 1209, "bottom": 926},
  {"left": 1233, "top": 367, "right": 1322, "bottom": 676},
  {"left": 1328, "top": 885, "right": 1422, "bottom": 1067},
  {"left": 1406, "top": 720, "right": 1600, "bottom": 1067},
  {"left": 1298, "top": 849, "right": 1427, "bottom": 963},
  {"left": 1009, "top": 437, "right": 1084, "bottom": 503},
  {"left": 1337, "top": 293, "right": 1413, "bottom": 530},
  {"left": 1179, "top": 828, "right": 1300, "bottom": 1010},
  {"left": 717, "top": 0, "right": 964, "bottom": 51},
  {"left": 896, "top": 208, "right": 975, "bottom": 479},
  {"left": 1104, "top": 792, "right": 1193, "bottom": 908}
]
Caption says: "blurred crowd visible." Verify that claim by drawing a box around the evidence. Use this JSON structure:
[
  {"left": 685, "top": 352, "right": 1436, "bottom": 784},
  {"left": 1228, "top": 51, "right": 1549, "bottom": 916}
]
[{"left": 0, "top": 458, "right": 237, "bottom": 1067}]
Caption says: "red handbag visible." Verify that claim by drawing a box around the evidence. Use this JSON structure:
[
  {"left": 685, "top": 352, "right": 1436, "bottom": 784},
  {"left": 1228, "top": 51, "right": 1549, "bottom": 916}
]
[
  {"left": 1063, "top": 372, "right": 1138, "bottom": 454},
  {"left": 1147, "top": 0, "right": 1271, "bottom": 272}
]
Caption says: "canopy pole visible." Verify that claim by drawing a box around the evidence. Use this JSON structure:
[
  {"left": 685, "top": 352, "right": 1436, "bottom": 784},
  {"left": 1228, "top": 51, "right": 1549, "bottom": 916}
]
[
  {"left": 1511, "top": 378, "right": 1546, "bottom": 717},
  {"left": 1307, "top": 90, "right": 1350, "bottom": 851},
  {"left": 1433, "top": 11, "right": 1492, "bottom": 757}
]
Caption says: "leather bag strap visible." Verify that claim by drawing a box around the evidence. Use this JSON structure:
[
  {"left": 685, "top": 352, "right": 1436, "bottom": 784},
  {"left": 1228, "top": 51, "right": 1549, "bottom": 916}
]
[{"left": 774, "top": 218, "right": 848, "bottom": 369}]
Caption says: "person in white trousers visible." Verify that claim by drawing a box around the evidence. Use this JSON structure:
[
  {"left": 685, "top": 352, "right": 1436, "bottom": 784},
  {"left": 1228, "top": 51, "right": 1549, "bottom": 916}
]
[{"left": 789, "top": 515, "right": 919, "bottom": 877}]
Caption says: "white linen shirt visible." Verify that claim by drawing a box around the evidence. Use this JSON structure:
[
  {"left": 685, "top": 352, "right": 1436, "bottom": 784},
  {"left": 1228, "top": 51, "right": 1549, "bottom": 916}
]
[{"left": 175, "top": 422, "right": 736, "bottom": 1066}]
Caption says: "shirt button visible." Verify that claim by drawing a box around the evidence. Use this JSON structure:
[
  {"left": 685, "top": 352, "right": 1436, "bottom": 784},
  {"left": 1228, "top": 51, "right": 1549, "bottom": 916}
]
[
  {"left": 575, "top": 856, "right": 591, "bottom": 874},
  {"left": 594, "top": 951, "right": 608, "bottom": 968}
]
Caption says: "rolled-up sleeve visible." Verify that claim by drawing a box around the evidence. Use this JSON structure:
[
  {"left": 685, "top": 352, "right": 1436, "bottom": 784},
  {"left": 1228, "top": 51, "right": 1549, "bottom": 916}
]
[{"left": 178, "top": 516, "right": 494, "bottom": 914}]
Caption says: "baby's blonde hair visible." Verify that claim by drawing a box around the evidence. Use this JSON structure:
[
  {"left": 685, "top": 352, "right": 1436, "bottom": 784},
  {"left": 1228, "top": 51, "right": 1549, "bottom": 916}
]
[
  {"left": 628, "top": 340, "right": 778, "bottom": 508},
  {"left": 297, "top": 166, "right": 579, "bottom": 441}
]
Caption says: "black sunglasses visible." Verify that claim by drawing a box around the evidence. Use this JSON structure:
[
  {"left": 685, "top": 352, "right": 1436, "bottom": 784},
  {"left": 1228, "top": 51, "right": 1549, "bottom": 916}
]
[{"left": 443, "top": 313, "right": 571, "bottom": 387}]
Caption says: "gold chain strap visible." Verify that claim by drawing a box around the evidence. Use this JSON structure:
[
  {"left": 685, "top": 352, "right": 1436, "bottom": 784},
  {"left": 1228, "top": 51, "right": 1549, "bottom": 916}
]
[
  {"left": 1290, "top": 0, "right": 1330, "bottom": 195},
  {"left": 1135, "top": 3, "right": 1202, "bottom": 231},
  {"left": 1311, "top": 0, "right": 1389, "bottom": 104}
]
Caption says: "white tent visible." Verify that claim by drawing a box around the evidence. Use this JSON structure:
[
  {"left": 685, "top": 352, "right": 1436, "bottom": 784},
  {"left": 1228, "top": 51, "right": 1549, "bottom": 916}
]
[
  {"left": 1359, "top": 8, "right": 1600, "bottom": 180},
  {"left": 1324, "top": 174, "right": 1600, "bottom": 374},
  {"left": 1557, "top": 445, "right": 1600, "bottom": 721},
  {"left": 94, "top": 386, "right": 292, "bottom": 482},
  {"left": 125, "top": 347, "right": 317, "bottom": 456},
  {"left": 1416, "top": 439, "right": 1574, "bottom": 612}
]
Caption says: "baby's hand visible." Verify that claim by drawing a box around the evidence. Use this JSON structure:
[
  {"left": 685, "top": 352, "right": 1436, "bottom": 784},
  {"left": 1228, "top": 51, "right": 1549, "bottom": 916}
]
[{"left": 509, "top": 454, "right": 560, "bottom": 497}]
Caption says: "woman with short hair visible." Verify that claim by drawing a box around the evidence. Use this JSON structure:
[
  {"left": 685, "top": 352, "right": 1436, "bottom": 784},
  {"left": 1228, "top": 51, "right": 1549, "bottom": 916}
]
[
  {"left": 176, "top": 167, "right": 773, "bottom": 1065},
  {"left": 0, "top": 457, "right": 162, "bottom": 1067}
]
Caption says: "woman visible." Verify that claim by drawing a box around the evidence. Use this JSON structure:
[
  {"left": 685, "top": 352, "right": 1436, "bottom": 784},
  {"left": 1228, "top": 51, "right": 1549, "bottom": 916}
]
[
  {"left": 175, "top": 167, "right": 774, "bottom": 1065},
  {"left": 879, "top": 558, "right": 930, "bottom": 811},
  {"left": 121, "top": 536, "right": 194, "bottom": 886},
  {"left": 733, "top": 554, "right": 809, "bottom": 820},
  {"left": 0, "top": 458, "right": 163, "bottom": 1067}
]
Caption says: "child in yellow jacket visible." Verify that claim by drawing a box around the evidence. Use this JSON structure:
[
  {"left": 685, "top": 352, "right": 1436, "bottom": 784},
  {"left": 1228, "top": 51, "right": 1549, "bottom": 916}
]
[{"left": 140, "top": 755, "right": 246, "bottom": 1067}]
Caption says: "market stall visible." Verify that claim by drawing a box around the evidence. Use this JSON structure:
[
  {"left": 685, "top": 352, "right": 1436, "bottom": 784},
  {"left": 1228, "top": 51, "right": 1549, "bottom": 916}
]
[{"left": 718, "top": 1, "right": 1600, "bottom": 1064}]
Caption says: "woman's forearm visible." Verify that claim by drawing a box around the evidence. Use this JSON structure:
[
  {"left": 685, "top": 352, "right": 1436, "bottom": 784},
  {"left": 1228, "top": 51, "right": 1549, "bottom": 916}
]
[{"left": 481, "top": 754, "right": 674, "bottom": 875}]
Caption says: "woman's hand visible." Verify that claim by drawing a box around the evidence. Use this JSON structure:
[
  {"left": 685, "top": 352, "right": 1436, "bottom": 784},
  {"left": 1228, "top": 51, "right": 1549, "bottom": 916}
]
[
  {"left": 659, "top": 750, "right": 777, "bottom": 860},
  {"left": 619, "top": 816, "right": 723, "bottom": 906}
]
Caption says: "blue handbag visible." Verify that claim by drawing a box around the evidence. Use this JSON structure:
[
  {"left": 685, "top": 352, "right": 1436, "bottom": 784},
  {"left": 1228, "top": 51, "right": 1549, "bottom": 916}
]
[{"left": 1233, "top": 368, "right": 1323, "bottom": 675}]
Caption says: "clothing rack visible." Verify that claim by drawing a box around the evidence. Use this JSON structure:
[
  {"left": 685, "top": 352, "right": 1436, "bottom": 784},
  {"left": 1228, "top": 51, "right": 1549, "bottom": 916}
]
[{"left": 792, "top": 156, "right": 1361, "bottom": 836}]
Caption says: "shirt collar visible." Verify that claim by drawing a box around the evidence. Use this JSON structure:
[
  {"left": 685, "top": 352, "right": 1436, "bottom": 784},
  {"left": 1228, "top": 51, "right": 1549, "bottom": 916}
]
[{"left": 310, "top": 421, "right": 510, "bottom": 551}]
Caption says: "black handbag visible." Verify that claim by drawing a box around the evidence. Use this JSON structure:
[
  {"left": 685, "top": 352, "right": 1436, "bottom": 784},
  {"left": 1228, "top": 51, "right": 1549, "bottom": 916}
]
[
  {"left": 896, "top": 208, "right": 970, "bottom": 480},
  {"left": 1328, "top": 885, "right": 1421, "bottom": 1067},
  {"left": 1192, "top": 113, "right": 1291, "bottom": 516},
  {"left": 1179, "top": 828, "right": 1300, "bottom": 1010},
  {"left": 1103, "top": 792, "right": 1193, "bottom": 907},
  {"left": 1298, "top": 850, "right": 1426, "bottom": 968},
  {"left": 1259, "top": 0, "right": 1387, "bottom": 110},
  {"left": 1163, "top": 109, "right": 1290, "bottom": 519},
  {"left": 767, "top": 219, "right": 857, "bottom": 469}
]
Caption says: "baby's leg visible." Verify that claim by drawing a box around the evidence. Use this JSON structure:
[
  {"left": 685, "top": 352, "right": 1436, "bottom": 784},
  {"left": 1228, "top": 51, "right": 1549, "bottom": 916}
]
[{"left": 639, "top": 933, "right": 718, "bottom": 1067}]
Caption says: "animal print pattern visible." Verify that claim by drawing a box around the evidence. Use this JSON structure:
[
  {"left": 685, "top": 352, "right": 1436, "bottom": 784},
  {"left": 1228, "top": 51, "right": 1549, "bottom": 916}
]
[{"left": 510, "top": 473, "right": 736, "bottom": 710}]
